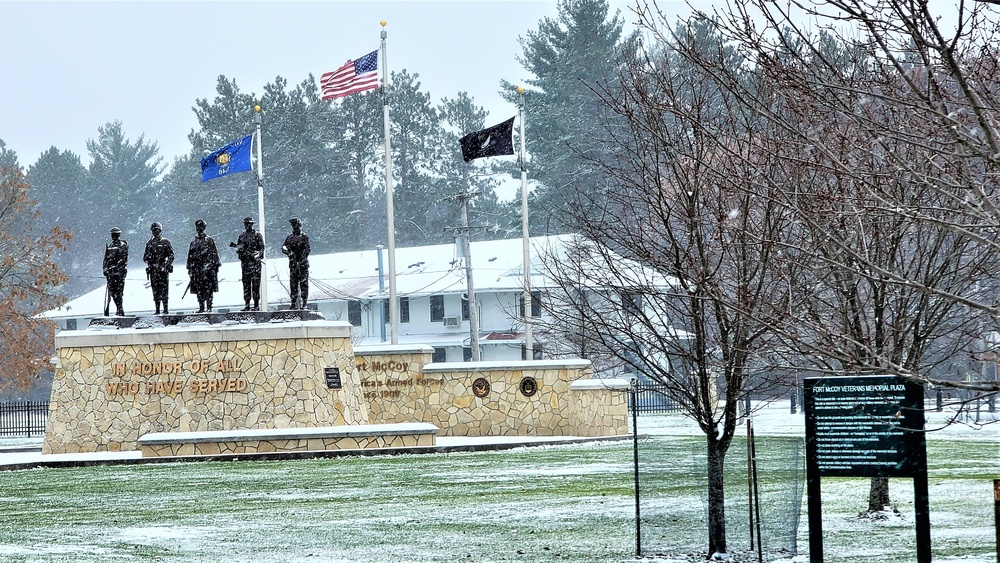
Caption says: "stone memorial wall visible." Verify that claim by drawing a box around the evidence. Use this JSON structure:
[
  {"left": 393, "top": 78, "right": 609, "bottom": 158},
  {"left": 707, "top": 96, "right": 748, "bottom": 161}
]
[
  {"left": 43, "top": 321, "right": 361, "bottom": 453},
  {"left": 355, "top": 346, "right": 629, "bottom": 437}
]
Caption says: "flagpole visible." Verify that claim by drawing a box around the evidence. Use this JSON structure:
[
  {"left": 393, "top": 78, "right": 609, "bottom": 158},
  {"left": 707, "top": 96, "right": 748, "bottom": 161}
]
[
  {"left": 518, "top": 87, "right": 532, "bottom": 358},
  {"left": 381, "top": 20, "right": 399, "bottom": 344},
  {"left": 254, "top": 104, "right": 269, "bottom": 311}
]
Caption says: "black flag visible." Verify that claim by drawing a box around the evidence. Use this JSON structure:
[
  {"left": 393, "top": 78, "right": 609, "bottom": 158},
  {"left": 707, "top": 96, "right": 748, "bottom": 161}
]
[{"left": 459, "top": 117, "right": 515, "bottom": 162}]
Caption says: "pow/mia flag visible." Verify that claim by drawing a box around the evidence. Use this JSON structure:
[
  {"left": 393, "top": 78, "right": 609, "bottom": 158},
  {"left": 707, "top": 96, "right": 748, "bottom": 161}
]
[{"left": 459, "top": 117, "right": 515, "bottom": 162}]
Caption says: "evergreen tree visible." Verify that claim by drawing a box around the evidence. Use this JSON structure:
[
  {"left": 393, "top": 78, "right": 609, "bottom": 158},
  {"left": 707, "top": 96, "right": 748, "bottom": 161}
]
[
  {"left": 435, "top": 93, "right": 518, "bottom": 242},
  {"left": 387, "top": 70, "right": 444, "bottom": 247},
  {"left": 175, "top": 76, "right": 261, "bottom": 246},
  {"left": 324, "top": 89, "right": 385, "bottom": 251},
  {"left": 86, "top": 121, "right": 165, "bottom": 233},
  {"left": 0, "top": 140, "right": 18, "bottom": 171},
  {"left": 503, "top": 0, "right": 639, "bottom": 234},
  {"left": 27, "top": 147, "right": 97, "bottom": 295}
]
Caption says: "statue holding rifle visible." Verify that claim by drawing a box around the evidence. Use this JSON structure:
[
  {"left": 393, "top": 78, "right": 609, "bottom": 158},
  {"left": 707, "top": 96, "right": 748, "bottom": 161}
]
[
  {"left": 102, "top": 227, "right": 128, "bottom": 316},
  {"left": 143, "top": 222, "right": 174, "bottom": 315},
  {"left": 230, "top": 216, "right": 264, "bottom": 311}
]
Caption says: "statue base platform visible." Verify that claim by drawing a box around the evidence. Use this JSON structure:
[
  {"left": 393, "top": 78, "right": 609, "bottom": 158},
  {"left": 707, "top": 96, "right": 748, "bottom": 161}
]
[{"left": 89, "top": 309, "right": 323, "bottom": 329}]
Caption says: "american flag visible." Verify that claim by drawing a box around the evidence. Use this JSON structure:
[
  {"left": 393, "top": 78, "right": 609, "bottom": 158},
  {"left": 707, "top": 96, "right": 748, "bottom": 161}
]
[{"left": 321, "top": 50, "right": 379, "bottom": 100}]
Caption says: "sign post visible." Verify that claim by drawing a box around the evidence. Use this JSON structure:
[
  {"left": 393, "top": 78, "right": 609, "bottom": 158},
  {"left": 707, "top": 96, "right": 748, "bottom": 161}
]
[{"left": 804, "top": 375, "right": 929, "bottom": 562}]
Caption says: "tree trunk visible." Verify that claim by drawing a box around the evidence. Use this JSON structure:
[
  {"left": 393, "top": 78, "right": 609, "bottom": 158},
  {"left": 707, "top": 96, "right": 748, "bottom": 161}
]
[
  {"left": 867, "top": 477, "right": 891, "bottom": 512},
  {"left": 706, "top": 437, "right": 728, "bottom": 556}
]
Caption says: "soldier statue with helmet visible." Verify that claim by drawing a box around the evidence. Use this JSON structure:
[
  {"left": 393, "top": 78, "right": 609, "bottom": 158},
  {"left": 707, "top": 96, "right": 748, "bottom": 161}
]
[
  {"left": 230, "top": 216, "right": 265, "bottom": 311},
  {"left": 102, "top": 226, "right": 128, "bottom": 316},
  {"left": 282, "top": 217, "right": 310, "bottom": 309},
  {"left": 186, "top": 219, "right": 221, "bottom": 313},
  {"left": 143, "top": 222, "right": 174, "bottom": 315}
]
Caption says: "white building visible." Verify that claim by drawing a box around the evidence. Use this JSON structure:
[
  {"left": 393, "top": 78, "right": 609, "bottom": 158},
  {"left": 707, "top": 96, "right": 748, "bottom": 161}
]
[{"left": 45, "top": 235, "right": 582, "bottom": 363}]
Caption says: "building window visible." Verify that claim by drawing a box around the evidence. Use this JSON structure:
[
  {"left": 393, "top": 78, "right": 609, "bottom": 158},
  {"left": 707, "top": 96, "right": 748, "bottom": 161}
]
[
  {"left": 66, "top": 318, "right": 78, "bottom": 331},
  {"left": 382, "top": 296, "right": 411, "bottom": 324},
  {"left": 624, "top": 292, "right": 642, "bottom": 317},
  {"left": 432, "top": 347, "right": 447, "bottom": 363},
  {"left": 521, "top": 343, "right": 543, "bottom": 360},
  {"left": 463, "top": 347, "right": 473, "bottom": 362},
  {"left": 462, "top": 295, "right": 470, "bottom": 320},
  {"left": 348, "top": 300, "right": 362, "bottom": 326},
  {"left": 430, "top": 295, "right": 444, "bottom": 322},
  {"left": 518, "top": 290, "right": 542, "bottom": 318}
]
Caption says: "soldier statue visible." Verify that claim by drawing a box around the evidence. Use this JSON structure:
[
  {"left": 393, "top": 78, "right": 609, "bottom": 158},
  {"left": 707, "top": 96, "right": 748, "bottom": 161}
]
[
  {"left": 186, "top": 219, "right": 221, "bottom": 313},
  {"left": 143, "top": 222, "right": 174, "bottom": 315},
  {"left": 281, "top": 217, "right": 310, "bottom": 309},
  {"left": 229, "top": 216, "right": 264, "bottom": 311},
  {"left": 102, "top": 226, "right": 128, "bottom": 316}
]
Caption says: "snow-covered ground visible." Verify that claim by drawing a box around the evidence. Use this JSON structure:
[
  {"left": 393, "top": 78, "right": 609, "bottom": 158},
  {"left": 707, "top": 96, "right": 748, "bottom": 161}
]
[{"left": 0, "top": 399, "right": 995, "bottom": 563}]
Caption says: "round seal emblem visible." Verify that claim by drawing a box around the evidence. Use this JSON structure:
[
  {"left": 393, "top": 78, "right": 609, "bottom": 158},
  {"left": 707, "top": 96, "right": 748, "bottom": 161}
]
[
  {"left": 519, "top": 376, "right": 538, "bottom": 397},
  {"left": 472, "top": 377, "right": 490, "bottom": 398}
]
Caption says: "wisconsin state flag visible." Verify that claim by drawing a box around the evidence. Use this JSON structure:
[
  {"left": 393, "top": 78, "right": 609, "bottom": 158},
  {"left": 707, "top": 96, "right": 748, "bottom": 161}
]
[
  {"left": 459, "top": 117, "right": 515, "bottom": 162},
  {"left": 201, "top": 135, "right": 253, "bottom": 182}
]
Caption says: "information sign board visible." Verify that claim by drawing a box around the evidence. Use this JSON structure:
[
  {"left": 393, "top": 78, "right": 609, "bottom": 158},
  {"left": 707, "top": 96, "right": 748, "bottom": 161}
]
[{"left": 805, "top": 375, "right": 926, "bottom": 477}]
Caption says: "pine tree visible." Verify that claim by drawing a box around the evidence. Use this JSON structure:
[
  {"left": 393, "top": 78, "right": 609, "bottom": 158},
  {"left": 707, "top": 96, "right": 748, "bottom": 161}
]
[
  {"left": 503, "top": 0, "right": 639, "bottom": 234},
  {"left": 27, "top": 147, "right": 97, "bottom": 295}
]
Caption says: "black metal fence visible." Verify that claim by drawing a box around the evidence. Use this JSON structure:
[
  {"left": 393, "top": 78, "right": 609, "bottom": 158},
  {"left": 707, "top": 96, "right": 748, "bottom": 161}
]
[
  {"left": 0, "top": 401, "right": 49, "bottom": 437},
  {"left": 630, "top": 383, "right": 681, "bottom": 413}
]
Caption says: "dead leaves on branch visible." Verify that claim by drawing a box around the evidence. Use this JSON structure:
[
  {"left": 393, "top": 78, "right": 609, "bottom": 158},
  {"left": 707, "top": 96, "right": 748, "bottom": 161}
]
[{"left": 0, "top": 166, "right": 71, "bottom": 389}]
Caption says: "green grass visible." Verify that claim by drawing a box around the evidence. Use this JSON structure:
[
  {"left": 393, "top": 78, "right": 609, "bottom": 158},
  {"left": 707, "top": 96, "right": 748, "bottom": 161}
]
[{"left": 0, "top": 422, "right": 995, "bottom": 562}]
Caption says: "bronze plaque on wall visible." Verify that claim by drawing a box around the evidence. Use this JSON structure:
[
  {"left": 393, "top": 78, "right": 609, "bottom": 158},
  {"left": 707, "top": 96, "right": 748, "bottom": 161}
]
[
  {"left": 324, "top": 367, "right": 342, "bottom": 389},
  {"left": 519, "top": 377, "right": 538, "bottom": 397},
  {"left": 472, "top": 377, "right": 490, "bottom": 397}
]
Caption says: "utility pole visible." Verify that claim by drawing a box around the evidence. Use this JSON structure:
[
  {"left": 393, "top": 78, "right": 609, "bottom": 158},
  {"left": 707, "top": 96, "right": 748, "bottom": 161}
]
[{"left": 444, "top": 188, "right": 482, "bottom": 361}]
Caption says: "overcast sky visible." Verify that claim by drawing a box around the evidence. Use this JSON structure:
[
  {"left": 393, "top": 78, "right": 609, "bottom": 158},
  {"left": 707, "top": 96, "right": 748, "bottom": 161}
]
[{"left": 1, "top": 0, "right": 696, "bottom": 170}]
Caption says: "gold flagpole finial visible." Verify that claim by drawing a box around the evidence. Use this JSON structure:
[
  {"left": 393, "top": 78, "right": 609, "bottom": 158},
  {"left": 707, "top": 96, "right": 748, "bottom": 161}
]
[{"left": 380, "top": 19, "right": 387, "bottom": 27}]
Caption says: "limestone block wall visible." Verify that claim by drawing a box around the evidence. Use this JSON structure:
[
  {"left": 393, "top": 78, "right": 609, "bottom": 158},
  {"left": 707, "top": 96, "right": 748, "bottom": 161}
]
[
  {"left": 354, "top": 344, "right": 434, "bottom": 424},
  {"left": 44, "top": 321, "right": 362, "bottom": 454},
  {"left": 138, "top": 424, "right": 438, "bottom": 457},
  {"left": 354, "top": 349, "right": 628, "bottom": 437},
  {"left": 140, "top": 433, "right": 434, "bottom": 457},
  {"left": 567, "top": 379, "right": 630, "bottom": 436}
]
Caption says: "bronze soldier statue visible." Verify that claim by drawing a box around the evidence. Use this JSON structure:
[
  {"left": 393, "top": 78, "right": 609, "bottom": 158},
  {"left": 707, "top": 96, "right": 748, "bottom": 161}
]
[
  {"left": 102, "top": 227, "right": 128, "bottom": 316},
  {"left": 186, "top": 219, "right": 221, "bottom": 313},
  {"left": 281, "top": 217, "right": 310, "bottom": 309},
  {"left": 229, "top": 216, "right": 264, "bottom": 311},
  {"left": 143, "top": 222, "right": 174, "bottom": 315}
]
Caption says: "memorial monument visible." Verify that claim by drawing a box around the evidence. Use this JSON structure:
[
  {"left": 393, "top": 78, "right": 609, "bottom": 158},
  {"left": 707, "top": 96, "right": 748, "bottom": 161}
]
[
  {"left": 102, "top": 227, "right": 128, "bottom": 317},
  {"left": 281, "top": 217, "right": 310, "bottom": 309},
  {"left": 142, "top": 222, "right": 174, "bottom": 315},
  {"left": 230, "top": 216, "right": 264, "bottom": 312},
  {"left": 186, "top": 219, "right": 221, "bottom": 313}
]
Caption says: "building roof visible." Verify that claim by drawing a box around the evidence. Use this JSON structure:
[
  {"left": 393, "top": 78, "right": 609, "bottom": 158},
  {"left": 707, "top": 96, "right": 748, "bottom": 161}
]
[{"left": 43, "top": 235, "right": 574, "bottom": 320}]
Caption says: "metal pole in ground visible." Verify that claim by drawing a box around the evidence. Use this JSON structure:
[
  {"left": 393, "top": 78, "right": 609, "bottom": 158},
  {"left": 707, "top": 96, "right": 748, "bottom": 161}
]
[
  {"left": 994, "top": 479, "right": 1000, "bottom": 562},
  {"left": 631, "top": 384, "right": 641, "bottom": 556}
]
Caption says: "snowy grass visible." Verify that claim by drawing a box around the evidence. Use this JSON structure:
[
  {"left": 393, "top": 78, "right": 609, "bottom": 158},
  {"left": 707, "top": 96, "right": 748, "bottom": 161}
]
[{"left": 0, "top": 403, "right": 995, "bottom": 562}]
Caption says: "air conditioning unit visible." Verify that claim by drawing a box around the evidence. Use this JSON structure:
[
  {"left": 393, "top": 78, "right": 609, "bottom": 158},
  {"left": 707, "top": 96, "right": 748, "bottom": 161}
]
[{"left": 443, "top": 316, "right": 460, "bottom": 328}]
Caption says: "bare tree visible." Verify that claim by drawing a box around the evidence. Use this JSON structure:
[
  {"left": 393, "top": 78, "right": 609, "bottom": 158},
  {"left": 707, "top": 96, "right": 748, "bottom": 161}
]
[
  {"left": 671, "top": 0, "right": 1000, "bottom": 392},
  {"left": 534, "top": 18, "right": 797, "bottom": 556},
  {"left": 631, "top": 0, "right": 1000, "bottom": 516}
]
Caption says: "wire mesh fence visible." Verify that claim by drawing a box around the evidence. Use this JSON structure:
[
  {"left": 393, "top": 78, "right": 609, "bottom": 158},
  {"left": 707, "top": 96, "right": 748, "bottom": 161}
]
[{"left": 635, "top": 417, "right": 805, "bottom": 560}]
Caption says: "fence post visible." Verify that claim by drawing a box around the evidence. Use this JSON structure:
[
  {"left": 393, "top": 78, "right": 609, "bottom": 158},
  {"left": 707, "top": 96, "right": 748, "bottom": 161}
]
[{"left": 994, "top": 479, "right": 1000, "bottom": 563}]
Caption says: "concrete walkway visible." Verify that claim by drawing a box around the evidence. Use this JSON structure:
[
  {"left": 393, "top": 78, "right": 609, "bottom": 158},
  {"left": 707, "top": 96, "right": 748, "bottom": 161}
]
[{"left": 0, "top": 434, "right": 635, "bottom": 471}]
